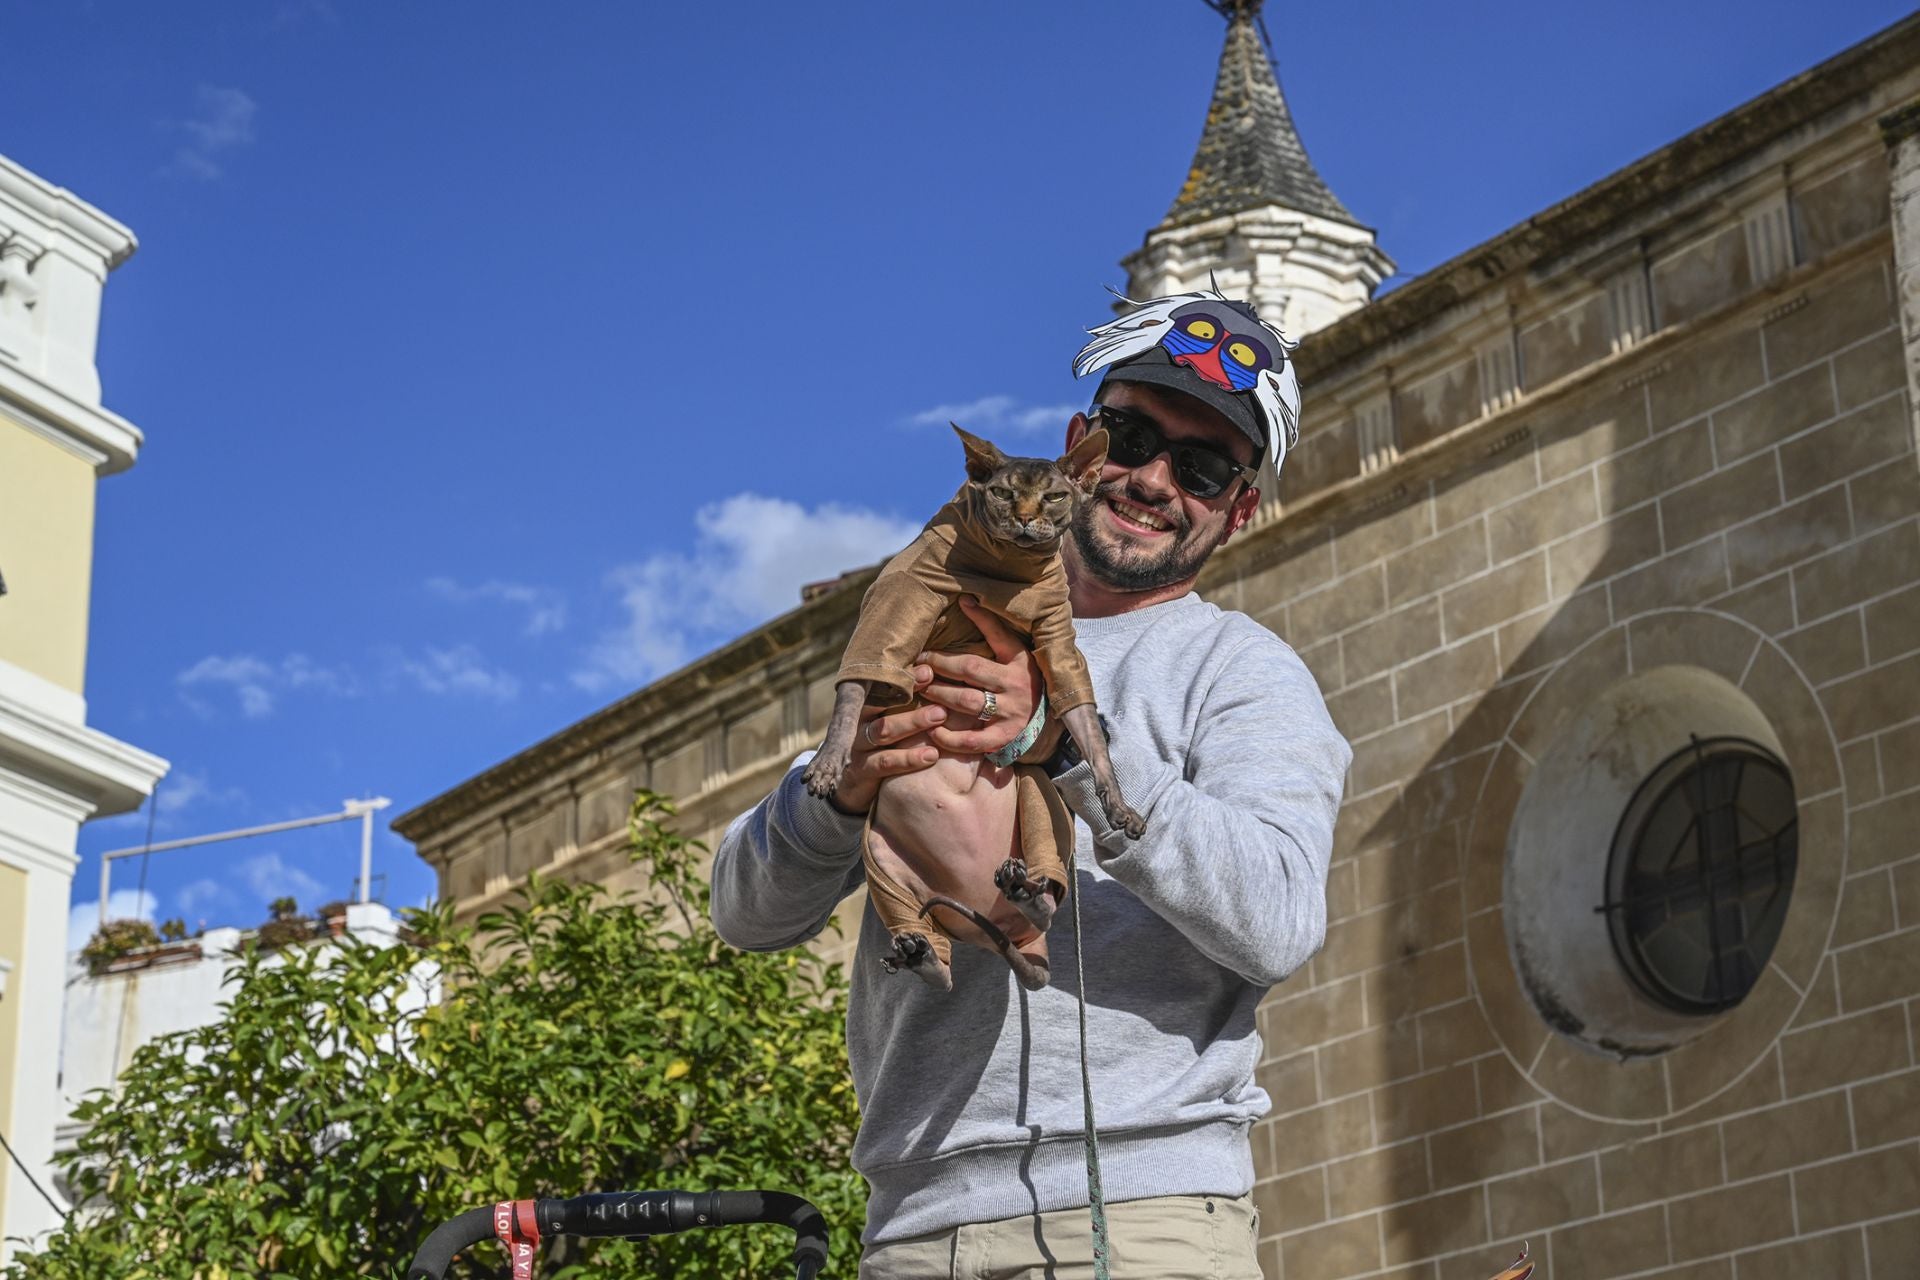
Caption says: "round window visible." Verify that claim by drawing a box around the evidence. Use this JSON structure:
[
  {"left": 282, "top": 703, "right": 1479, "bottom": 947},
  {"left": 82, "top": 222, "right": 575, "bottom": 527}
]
[{"left": 1599, "top": 736, "right": 1798, "bottom": 1014}]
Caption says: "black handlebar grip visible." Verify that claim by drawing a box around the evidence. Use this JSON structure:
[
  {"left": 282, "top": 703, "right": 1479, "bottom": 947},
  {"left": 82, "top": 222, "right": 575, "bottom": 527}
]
[
  {"left": 536, "top": 1190, "right": 827, "bottom": 1274},
  {"left": 536, "top": 1190, "right": 708, "bottom": 1237},
  {"left": 403, "top": 1206, "right": 495, "bottom": 1280}
]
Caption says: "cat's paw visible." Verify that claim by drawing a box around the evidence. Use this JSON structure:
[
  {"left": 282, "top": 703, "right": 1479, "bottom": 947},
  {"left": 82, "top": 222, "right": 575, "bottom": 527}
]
[
  {"left": 996, "top": 859, "right": 1056, "bottom": 932},
  {"left": 1095, "top": 786, "right": 1147, "bottom": 840},
  {"left": 884, "top": 933, "right": 953, "bottom": 992},
  {"left": 802, "top": 751, "right": 850, "bottom": 800},
  {"left": 994, "top": 858, "right": 1037, "bottom": 900}
]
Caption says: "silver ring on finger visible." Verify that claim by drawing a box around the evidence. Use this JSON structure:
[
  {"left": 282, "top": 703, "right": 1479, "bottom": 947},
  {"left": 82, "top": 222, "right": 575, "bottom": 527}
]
[
  {"left": 980, "top": 689, "right": 998, "bottom": 721},
  {"left": 864, "top": 720, "right": 880, "bottom": 748}
]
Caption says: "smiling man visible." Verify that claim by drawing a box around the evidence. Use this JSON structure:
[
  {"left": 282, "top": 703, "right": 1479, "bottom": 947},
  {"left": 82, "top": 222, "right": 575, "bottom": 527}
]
[{"left": 710, "top": 290, "right": 1352, "bottom": 1279}]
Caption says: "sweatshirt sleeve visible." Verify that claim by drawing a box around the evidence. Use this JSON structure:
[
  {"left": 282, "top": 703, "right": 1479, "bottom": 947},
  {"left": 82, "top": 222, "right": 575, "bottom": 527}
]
[
  {"left": 708, "top": 751, "right": 870, "bottom": 952},
  {"left": 1052, "top": 630, "right": 1351, "bottom": 987}
]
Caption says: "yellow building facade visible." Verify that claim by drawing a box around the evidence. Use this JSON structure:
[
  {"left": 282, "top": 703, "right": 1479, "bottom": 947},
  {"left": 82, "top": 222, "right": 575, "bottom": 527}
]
[{"left": 0, "top": 152, "right": 167, "bottom": 1263}]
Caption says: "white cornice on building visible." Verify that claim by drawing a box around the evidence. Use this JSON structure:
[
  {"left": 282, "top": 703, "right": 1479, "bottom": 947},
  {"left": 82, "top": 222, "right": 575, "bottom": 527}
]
[
  {"left": 0, "top": 159, "right": 136, "bottom": 270},
  {"left": 0, "top": 152, "right": 142, "bottom": 468},
  {"left": 1123, "top": 204, "right": 1395, "bottom": 340},
  {"left": 0, "top": 353, "right": 142, "bottom": 473},
  {"left": 0, "top": 659, "right": 167, "bottom": 827}
]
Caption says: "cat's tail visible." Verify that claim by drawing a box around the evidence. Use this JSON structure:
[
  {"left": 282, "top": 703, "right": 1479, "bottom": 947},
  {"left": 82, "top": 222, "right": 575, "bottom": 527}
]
[{"left": 920, "top": 896, "right": 1050, "bottom": 991}]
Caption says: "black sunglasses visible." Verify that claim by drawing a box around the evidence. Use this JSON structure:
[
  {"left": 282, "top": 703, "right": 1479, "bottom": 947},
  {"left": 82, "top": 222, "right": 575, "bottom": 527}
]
[{"left": 1088, "top": 404, "right": 1257, "bottom": 500}]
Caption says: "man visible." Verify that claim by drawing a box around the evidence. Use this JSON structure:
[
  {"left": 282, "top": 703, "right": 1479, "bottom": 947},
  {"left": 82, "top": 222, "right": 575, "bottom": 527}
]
[{"left": 710, "top": 290, "right": 1351, "bottom": 1279}]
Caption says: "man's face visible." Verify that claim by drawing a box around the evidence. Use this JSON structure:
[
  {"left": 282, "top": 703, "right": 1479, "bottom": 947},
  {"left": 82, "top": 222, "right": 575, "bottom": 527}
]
[{"left": 1066, "top": 380, "right": 1263, "bottom": 593}]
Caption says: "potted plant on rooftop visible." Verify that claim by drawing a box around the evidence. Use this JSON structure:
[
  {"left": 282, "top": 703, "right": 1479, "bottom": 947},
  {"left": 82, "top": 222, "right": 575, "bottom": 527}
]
[
  {"left": 78, "top": 919, "right": 162, "bottom": 976},
  {"left": 253, "top": 896, "right": 315, "bottom": 951}
]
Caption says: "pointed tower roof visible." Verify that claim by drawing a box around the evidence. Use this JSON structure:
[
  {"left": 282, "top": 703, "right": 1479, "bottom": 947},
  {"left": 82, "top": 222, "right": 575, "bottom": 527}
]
[{"left": 1160, "top": 1, "right": 1356, "bottom": 230}]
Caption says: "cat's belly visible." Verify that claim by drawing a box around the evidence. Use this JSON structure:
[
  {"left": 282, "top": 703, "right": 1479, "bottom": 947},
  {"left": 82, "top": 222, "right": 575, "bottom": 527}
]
[{"left": 870, "top": 753, "right": 1027, "bottom": 937}]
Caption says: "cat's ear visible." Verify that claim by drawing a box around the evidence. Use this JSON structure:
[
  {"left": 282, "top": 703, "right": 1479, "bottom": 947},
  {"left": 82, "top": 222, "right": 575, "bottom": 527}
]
[
  {"left": 1061, "top": 427, "right": 1109, "bottom": 496},
  {"left": 953, "top": 424, "right": 1007, "bottom": 483}
]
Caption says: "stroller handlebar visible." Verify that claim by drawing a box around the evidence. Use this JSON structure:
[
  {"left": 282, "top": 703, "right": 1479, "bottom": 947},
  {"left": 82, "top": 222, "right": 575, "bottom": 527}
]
[{"left": 404, "top": 1190, "right": 828, "bottom": 1280}]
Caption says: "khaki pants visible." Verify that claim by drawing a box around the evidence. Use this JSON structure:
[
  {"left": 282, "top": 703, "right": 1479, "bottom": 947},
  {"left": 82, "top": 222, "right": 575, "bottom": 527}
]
[{"left": 859, "top": 1194, "right": 1262, "bottom": 1280}]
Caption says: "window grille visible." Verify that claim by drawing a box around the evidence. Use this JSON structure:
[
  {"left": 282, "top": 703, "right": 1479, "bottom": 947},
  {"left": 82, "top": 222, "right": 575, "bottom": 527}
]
[{"left": 1597, "top": 736, "right": 1797, "bottom": 1014}]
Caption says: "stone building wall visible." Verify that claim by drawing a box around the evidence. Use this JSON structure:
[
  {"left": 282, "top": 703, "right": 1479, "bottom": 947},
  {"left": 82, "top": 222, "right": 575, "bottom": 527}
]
[
  {"left": 1193, "top": 54, "right": 1920, "bottom": 1280},
  {"left": 1220, "top": 252, "right": 1916, "bottom": 1280},
  {"left": 397, "top": 18, "right": 1920, "bottom": 1278}
]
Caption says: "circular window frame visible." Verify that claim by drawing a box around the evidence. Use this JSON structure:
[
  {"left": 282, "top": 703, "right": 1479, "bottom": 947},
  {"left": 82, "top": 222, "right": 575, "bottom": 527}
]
[
  {"left": 1601, "top": 735, "right": 1799, "bottom": 1016},
  {"left": 1462, "top": 610, "right": 1847, "bottom": 1123}
]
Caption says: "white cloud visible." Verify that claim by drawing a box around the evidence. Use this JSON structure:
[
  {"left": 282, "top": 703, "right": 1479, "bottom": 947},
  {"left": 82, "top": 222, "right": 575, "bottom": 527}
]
[
  {"left": 159, "top": 768, "right": 246, "bottom": 817},
  {"left": 67, "top": 890, "right": 159, "bottom": 954},
  {"left": 239, "top": 852, "right": 327, "bottom": 911},
  {"left": 176, "top": 878, "right": 228, "bottom": 914},
  {"left": 177, "top": 652, "right": 355, "bottom": 718},
  {"left": 391, "top": 645, "right": 520, "bottom": 701},
  {"left": 426, "top": 577, "right": 567, "bottom": 637},
  {"left": 906, "top": 395, "right": 1080, "bottom": 437},
  {"left": 574, "top": 493, "right": 919, "bottom": 691},
  {"left": 168, "top": 85, "right": 257, "bottom": 179}
]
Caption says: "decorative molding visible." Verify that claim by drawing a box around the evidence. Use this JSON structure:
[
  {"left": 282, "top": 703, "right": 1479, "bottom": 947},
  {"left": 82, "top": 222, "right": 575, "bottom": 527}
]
[
  {"left": 780, "top": 685, "right": 811, "bottom": 754},
  {"left": 1618, "top": 360, "right": 1672, "bottom": 391},
  {"left": 0, "top": 355, "right": 140, "bottom": 474},
  {"left": 1293, "top": 17, "right": 1920, "bottom": 385},
  {"left": 1477, "top": 333, "right": 1521, "bottom": 416},
  {"left": 1607, "top": 263, "right": 1654, "bottom": 353},
  {"left": 1760, "top": 293, "right": 1811, "bottom": 324},
  {"left": 1355, "top": 394, "right": 1395, "bottom": 476},
  {"left": 0, "top": 672, "right": 168, "bottom": 819},
  {"left": 1483, "top": 425, "right": 1533, "bottom": 457},
  {"left": 0, "top": 156, "right": 136, "bottom": 267},
  {"left": 1879, "top": 96, "right": 1920, "bottom": 147},
  {"left": 1743, "top": 194, "right": 1796, "bottom": 284}
]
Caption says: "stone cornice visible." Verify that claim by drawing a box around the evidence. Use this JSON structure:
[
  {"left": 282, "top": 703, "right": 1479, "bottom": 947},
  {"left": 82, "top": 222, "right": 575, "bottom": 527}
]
[
  {"left": 391, "top": 567, "right": 878, "bottom": 844},
  {"left": 1879, "top": 96, "right": 1920, "bottom": 145},
  {"left": 1200, "top": 232, "right": 1893, "bottom": 592},
  {"left": 1294, "top": 14, "right": 1920, "bottom": 387},
  {"left": 0, "top": 155, "right": 137, "bottom": 270},
  {"left": 0, "top": 671, "right": 169, "bottom": 819},
  {"left": 0, "top": 356, "right": 144, "bottom": 474}
]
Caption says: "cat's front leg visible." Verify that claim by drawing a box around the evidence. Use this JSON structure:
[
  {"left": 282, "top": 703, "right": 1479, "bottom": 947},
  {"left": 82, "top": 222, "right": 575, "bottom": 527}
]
[
  {"left": 1059, "top": 703, "right": 1147, "bottom": 840},
  {"left": 803, "top": 680, "right": 871, "bottom": 801}
]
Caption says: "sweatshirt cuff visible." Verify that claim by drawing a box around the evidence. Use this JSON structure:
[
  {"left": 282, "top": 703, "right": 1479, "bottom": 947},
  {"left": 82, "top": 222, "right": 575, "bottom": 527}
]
[{"left": 778, "top": 763, "right": 866, "bottom": 861}]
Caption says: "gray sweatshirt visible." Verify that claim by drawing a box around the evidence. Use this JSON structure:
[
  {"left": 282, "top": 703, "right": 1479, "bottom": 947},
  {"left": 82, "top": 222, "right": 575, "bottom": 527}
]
[{"left": 710, "top": 591, "right": 1351, "bottom": 1244}]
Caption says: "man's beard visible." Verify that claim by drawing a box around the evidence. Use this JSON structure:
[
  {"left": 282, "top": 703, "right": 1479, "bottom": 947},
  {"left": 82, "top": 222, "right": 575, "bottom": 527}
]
[{"left": 1070, "top": 479, "right": 1220, "bottom": 592}]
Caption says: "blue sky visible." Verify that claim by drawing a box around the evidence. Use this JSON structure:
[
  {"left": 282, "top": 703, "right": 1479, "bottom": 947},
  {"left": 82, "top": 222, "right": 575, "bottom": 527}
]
[{"left": 7, "top": 0, "right": 1909, "bottom": 947}]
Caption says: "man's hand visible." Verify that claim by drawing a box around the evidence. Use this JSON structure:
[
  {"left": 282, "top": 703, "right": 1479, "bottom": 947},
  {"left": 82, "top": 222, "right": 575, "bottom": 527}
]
[
  {"left": 918, "top": 596, "right": 1042, "bottom": 755},
  {"left": 826, "top": 701, "right": 945, "bottom": 816}
]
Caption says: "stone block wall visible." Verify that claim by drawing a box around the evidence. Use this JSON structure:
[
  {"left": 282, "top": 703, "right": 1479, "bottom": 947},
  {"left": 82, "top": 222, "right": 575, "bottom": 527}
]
[{"left": 1218, "top": 242, "right": 1919, "bottom": 1278}]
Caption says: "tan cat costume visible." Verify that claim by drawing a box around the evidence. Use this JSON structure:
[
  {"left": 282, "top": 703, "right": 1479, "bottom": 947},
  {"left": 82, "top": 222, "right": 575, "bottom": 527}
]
[{"left": 836, "top": 483, "right": 1094, "bottom": 984}]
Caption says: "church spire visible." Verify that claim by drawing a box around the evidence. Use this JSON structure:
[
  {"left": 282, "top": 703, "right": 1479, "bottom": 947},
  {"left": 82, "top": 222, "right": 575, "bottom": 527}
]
[
  {"left": 1120, "top": 0, "right": 1390, "bottom": 342},
  {"left": 1161, "top": 0, "right": 1356, "bottom": 230}
]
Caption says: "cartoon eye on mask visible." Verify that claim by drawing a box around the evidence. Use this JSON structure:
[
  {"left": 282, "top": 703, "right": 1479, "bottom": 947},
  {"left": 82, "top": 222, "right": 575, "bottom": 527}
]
[
  {"left": 1160, "top": 302, "right": 1281, "bottom": 392},
  {"left": 1161, "top": 304, "right": 1233, "bottom": 358},
  {"left": 1219, "top": 333, "right": 1274, "bottom": 391}
]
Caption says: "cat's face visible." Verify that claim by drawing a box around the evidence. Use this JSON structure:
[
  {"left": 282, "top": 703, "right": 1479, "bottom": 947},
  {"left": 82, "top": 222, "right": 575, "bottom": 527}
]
[{"left": 953, "top": 425, "right": 1108, "bottom": 551}]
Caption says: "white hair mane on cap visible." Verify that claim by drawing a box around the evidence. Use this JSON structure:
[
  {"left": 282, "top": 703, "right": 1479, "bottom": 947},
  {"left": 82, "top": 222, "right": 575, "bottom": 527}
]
[{"left": 1072, "top": 287, "right": 1303, "bottom": 463}]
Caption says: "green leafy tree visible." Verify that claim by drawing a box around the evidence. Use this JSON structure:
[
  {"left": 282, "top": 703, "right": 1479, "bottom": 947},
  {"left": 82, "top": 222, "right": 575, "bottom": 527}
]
[{"left": 10, "top": 794, "right": 864, "bottom": 1279}]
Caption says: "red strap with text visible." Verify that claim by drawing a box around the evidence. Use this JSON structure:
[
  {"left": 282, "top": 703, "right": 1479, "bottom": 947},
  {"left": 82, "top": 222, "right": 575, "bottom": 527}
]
[{"left": 492, "top": 1199, "right": 541, "bottom": 1280}]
